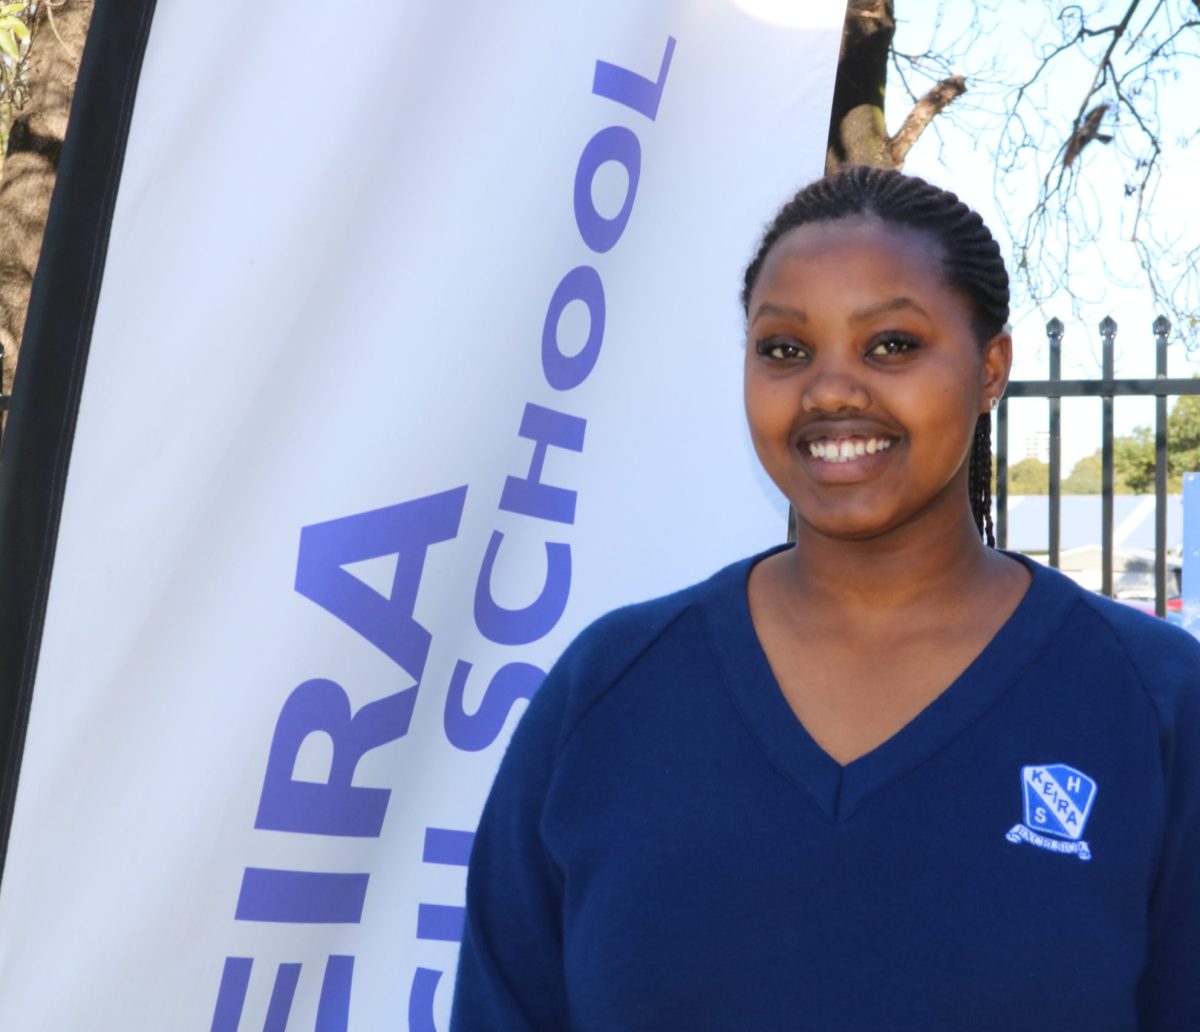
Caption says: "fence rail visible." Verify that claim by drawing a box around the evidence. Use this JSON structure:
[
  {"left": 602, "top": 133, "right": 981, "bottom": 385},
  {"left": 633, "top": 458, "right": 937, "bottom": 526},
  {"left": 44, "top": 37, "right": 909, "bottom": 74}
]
[{"left": 996, "top": 315, "right": 1200, "bottom": 617}]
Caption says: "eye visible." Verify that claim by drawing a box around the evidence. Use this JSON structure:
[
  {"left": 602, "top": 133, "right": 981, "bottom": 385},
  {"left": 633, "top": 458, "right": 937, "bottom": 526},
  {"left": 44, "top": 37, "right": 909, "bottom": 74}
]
[
  {"left": 754, "top": 337, "right": 808, "bottom": 362},
  {"left": 868, "top": 333, "right": 920, "bottom": 357}
]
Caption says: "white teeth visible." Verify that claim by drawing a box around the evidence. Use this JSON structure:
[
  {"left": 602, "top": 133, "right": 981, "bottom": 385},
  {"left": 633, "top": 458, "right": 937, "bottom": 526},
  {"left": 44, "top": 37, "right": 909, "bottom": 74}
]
[{"left": 807, "top": 437, "right": 893, "bottom": 463}]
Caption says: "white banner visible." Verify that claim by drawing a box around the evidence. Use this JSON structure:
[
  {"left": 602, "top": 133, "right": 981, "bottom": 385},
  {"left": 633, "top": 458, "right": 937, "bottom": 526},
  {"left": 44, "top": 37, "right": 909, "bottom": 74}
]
[{"left": 0, "top": 2, "right": 843, "bottom": 1027}]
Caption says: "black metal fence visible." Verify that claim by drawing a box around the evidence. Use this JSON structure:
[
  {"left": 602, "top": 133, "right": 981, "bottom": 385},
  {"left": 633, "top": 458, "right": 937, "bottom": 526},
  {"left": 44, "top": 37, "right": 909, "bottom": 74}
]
[{"left": 996, "top": 315, "right": 1200, "bottom": 617}]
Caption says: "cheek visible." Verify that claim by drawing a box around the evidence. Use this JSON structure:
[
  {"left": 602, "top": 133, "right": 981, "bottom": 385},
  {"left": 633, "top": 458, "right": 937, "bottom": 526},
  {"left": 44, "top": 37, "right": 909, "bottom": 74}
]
[
  {"left": 743, "top": 373, "right": 796, "bottom": 441},
  {"left": 904, "top": 370, "right": 981, "bottom": 468},
  {"left": 904, "top": 355, "right": 981, "bottom": 424}
]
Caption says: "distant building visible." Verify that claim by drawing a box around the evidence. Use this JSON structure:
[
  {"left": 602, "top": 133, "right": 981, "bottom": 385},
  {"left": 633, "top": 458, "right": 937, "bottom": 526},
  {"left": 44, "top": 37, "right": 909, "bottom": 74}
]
[
  {"left": 995, "top": 494, "right": 1182, "bottom": 554},
  {"left": 1023, "top": 431, "right": 1050, "bottom": 464}
]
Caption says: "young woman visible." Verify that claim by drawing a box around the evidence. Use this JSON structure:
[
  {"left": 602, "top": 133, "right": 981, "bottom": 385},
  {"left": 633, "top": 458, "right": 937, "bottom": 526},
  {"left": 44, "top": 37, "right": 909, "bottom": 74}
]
[{"left": 451, "top": 168, "right": 1200, "bottom": 1030}]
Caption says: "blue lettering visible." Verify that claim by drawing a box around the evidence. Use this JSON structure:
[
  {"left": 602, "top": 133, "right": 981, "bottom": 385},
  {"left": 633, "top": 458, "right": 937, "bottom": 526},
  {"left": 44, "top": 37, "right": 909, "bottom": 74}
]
[
  {"left": 256, "top": 678, "right": 415, "bottom": 837},
  {"left": 264, "top": 963, "right": 301, "bottom": 1032},
  {"left": 474, "top": 531, "right": 571, "bottom": 645},
  {"left": 541, "top": 266, "right": 606, "bottom": 389},
  {"left": 444, "top": 660, "right": 544, "bottom": 752},
  {"left": 294, "top": 486, "right": 467, "bottom": 679},
  {"left": 211, "top": 956, "right": 353, "bottom": 1032},
  {"left": 407, "top": 829, "right": 474, "bottom": 1030},
  {"left": 218, "top": 40, "right": 678, "bottom": 1019},
  {"left": 211, "top": 957, "right": 253, "bottom": 1032},
  {"left": 592, "top": 37, "right": 676, "bottom": 121},
  {"left": 316, "top": 956, "right": 354, "bottom": 1032},
  {"left": 235, "top": 868, "right": 369, "bottom": 924},
  {"left": 499, "top": 403, "right": 586, "bottom": 523},
  {"left": 423, "top": 827, "right": 475, "bottom": 866},
  {"left": 417, "top": 903, "right": 465, "bottom": 943},
  {"left": 573, "top": 127, "right": 641, "bottom": 254},
  {"left": 409, "top": 968, "right": 446, "bottom": 1032}
]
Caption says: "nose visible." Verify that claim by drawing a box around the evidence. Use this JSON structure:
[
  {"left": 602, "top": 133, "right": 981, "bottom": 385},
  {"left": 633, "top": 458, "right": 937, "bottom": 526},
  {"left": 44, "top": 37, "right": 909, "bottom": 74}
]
[{"left": 801, "top": 363, "right": 870, "bottom": 414}]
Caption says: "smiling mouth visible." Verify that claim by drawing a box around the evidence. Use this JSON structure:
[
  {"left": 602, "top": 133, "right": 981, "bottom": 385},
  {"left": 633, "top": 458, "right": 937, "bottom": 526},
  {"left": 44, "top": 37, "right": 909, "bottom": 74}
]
[{"left": 807, "top": 436, "right": 895, "bottom": 463}]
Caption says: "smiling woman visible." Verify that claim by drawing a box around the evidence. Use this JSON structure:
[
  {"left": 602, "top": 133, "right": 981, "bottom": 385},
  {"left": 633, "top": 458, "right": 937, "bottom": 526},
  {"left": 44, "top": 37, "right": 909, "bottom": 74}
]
[{"left": 450, "top": 168, "right": 1200, "bottom": 1031}]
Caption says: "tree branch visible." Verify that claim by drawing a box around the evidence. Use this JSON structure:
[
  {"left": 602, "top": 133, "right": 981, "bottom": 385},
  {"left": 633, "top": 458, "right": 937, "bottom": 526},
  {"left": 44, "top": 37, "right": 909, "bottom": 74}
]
[
  {"left": 1064, "top": 0, "right": 1144, "bottom": 153},
  {"left": 887, "top": 75, "right": 966, "bottom": 166}
]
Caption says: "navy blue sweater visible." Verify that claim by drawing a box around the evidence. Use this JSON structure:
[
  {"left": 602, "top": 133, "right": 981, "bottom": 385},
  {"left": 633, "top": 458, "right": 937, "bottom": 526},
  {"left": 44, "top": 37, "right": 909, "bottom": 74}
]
[{"left": 452, "top": 550, "right": 1200, "bottom": 1030}]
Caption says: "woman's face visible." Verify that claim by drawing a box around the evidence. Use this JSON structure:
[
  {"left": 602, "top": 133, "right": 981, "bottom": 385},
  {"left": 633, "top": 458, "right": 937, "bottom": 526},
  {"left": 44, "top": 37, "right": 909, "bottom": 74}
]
[{"left": 743, "top": 214, "right": 1010, "bottom": 543}]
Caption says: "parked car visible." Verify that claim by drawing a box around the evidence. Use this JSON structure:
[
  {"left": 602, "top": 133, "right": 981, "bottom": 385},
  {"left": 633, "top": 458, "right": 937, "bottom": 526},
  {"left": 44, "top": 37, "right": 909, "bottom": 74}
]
[{"left": 1052, "top": 546, "right": 1184, "bottom": 626}]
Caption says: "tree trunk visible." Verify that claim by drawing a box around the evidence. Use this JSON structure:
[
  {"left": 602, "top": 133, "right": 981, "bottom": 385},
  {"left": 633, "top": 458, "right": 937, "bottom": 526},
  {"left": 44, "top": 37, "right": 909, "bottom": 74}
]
[
  {"left": 0, "top": 0, "right": 93, "bottom": 403},
  {"left": 826, "top": 0, "right": 896, "bottom": 173},
  {"left": 826, "top": 0, "right": 965, "bottom": 175}
]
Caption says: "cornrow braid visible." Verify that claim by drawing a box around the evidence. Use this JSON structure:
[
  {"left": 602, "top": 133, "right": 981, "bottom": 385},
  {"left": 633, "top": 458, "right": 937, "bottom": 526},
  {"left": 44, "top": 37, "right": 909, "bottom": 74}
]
[{"left": 742, "top": 167, "right": 1009, "bottom": 547}]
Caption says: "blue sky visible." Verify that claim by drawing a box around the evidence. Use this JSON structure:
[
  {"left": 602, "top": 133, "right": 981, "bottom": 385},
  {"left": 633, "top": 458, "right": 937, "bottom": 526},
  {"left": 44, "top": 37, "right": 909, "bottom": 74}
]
[{"left": 893, "top": 0, "right": 1200, "bottom": 471}]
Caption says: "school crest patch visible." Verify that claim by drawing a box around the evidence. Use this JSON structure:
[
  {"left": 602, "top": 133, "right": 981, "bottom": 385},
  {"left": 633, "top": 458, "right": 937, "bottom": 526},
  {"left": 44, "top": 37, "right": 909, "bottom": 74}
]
[{"left": 1005, "top": 763, "right": 1096, "bottom": 861}]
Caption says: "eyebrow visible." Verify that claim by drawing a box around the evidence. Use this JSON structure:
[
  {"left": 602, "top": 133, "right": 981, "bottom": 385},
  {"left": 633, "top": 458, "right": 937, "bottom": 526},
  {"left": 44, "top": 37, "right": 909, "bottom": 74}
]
[
  {"left": 749, "top": 302, "right": 806, "bottom": 324},
  {"left": 749, "top": 296, "right": 931, "bottom": 325},
  {"left": 849, "top": 297, "right": 931, "bottom": 322}
]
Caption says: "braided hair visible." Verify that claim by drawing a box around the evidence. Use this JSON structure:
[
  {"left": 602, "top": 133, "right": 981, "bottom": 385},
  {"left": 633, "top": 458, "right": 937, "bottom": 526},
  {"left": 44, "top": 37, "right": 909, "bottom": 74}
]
[{"left": 741, "top": 167, "right": 1009, "bottom": 547}]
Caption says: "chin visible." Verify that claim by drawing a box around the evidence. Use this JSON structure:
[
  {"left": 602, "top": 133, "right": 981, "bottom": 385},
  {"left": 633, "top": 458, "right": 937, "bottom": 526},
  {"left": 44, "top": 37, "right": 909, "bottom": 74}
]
[{"left": 793, "top": 505, "right": 906, "bottom": 543}]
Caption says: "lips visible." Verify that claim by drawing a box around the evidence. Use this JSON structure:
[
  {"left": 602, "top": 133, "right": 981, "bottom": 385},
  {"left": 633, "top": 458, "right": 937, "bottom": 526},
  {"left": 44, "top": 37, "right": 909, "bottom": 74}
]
[{"left": 793, "top": 419, "right": 902, "bottom": 478}]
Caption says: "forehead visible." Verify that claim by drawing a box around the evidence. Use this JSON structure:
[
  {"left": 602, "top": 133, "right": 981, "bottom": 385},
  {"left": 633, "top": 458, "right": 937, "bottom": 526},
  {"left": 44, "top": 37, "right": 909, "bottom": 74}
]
[{"left": 752, "top": 215, "right": 950, "bottom": 306}]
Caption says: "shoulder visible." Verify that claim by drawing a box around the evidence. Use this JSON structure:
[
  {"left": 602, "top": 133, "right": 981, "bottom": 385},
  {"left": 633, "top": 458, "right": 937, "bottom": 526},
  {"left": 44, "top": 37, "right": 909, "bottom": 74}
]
[
  {"left": 1051, "top": 567, "right": 1200, "bottom": 730},
  {"left": 515, "top": 549, "right": 764, "bottom": 754}
]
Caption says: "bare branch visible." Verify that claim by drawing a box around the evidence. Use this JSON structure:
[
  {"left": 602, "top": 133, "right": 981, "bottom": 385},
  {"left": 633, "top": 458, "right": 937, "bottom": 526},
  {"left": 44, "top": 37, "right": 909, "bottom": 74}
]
[
  {"left": 835, "top": 0, "right": 1200, "bottom": 340},
  {"left": 888, "top": 75, "right": 967, "bottom": 166},
  {"left": 970, "top": 0, "right": 1200, "bottom": 342},
  {"left": 1064, "top": 0, "right": 1145, "bottom": 158}
]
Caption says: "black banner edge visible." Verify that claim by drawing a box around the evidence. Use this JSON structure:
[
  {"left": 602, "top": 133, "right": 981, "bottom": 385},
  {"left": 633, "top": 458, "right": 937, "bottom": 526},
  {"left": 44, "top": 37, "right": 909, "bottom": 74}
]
[{"left": 0, "top": 0, "right": 160, "bottom": 882}]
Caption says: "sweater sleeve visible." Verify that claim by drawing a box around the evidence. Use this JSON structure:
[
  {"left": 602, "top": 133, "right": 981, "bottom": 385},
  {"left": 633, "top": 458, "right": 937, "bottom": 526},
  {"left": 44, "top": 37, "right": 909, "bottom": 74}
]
[
  {"left": 450, "top": 668, "right": 571, "bottom": 1031},
  {"left": 1138, "top": 640, "right": 1200, "bottom": 1030}
]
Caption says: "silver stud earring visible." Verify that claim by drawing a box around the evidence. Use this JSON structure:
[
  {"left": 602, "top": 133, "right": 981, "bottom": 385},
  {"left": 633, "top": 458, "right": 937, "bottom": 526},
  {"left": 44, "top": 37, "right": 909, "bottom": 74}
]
[{"left": 989, "top": 397, "right": 999, "bottom": 410}]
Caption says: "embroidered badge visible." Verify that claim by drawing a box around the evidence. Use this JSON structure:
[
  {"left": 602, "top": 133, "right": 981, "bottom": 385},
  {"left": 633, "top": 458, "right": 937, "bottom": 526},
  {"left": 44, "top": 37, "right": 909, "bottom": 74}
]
[{"left": 1005, "top": 764, "right": 1096, "bottom": 861}]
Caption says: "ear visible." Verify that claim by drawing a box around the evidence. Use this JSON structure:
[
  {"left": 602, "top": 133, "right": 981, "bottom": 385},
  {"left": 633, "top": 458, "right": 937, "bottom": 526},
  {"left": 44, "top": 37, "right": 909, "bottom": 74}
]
[{"left": 979, "top": 331, "right": 1012, "bottom": 414}]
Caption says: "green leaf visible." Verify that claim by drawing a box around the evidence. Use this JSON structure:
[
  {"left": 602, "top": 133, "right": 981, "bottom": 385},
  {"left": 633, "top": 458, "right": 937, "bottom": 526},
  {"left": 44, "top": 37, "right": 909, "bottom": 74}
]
[
  {"left": 0, "top": 30, "right": 19, "bottom": 61},
  {"left": 0, "top": 15, "right": 27, "bottom": 39},
  {"left": 0, "top": 3, "right": 27, "bottom": 14}
]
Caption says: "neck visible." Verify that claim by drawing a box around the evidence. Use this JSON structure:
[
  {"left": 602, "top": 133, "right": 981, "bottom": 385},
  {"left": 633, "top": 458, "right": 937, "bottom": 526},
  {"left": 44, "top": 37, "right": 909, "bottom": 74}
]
[{"left": 783, "top": 500, "right": 997, "bottom": 619}]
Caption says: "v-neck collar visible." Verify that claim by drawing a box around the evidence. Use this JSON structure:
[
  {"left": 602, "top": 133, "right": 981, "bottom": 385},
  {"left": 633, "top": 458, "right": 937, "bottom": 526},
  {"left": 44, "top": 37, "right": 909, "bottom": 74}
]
[{"left": 703, "top": 545, "right": 1081, "bottom": 823}]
